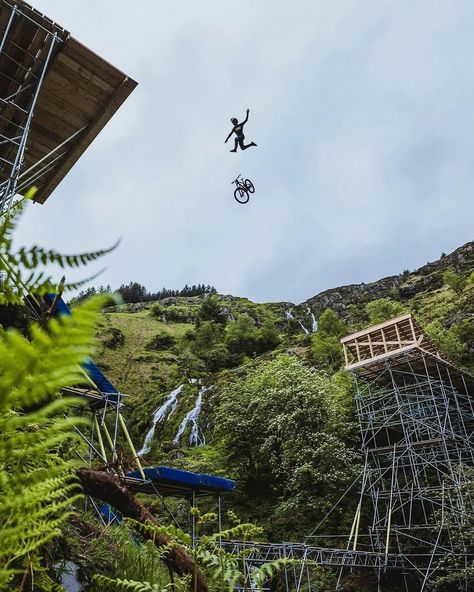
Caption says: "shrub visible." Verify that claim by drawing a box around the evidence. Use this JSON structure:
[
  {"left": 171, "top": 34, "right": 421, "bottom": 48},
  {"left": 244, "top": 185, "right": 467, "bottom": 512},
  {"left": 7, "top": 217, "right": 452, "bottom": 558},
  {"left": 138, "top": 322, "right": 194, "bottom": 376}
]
[
  {"left": 150, "top": 302, "right": 165, "bottom": 318},
  {"left": 443, "top": 268, "right": 466, "bottom": 295},
  {"left": 195, "top": 294, "right": 227, "bottom": 326},
  {"left": 104, "top": 327, "right": 125, "bottom": 349},
  {"left": 165, "top": 305, "right": 191, "bottom": 323},
  {"left": 365, "top": 298, "right": 405, "bottom": 325},
  {"left": 145, "top": 331, "right": 176, "bottom": 351},
  {"left": 311, "top": 310, "right": 348, "bottom": 370}
]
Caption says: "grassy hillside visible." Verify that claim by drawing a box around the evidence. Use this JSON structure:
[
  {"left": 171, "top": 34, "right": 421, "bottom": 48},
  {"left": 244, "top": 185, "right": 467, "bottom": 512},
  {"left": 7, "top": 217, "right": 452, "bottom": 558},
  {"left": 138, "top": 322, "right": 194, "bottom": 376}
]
[{"left": 88, "top": 242, "right": 474, "bottom": 541}]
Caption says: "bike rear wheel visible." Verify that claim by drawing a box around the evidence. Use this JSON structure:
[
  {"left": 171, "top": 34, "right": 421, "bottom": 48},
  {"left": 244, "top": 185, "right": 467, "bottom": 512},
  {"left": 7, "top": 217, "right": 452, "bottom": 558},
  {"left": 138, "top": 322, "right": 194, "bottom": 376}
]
[
  {"left": 244, "top": 179, "right": 255, "bottom": 193},
  {"left": 234, "top": 187, "right": 249, "bottom": 204}
]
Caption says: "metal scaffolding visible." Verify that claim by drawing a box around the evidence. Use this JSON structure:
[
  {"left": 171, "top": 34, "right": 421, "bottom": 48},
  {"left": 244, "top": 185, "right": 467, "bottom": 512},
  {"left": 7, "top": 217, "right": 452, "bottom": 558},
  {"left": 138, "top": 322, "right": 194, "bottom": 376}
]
[
  {"left": 338, "top": 313, "right": 474, "bottom": 591},
  {"left": 0, "top": 0, "right": 136, "bottom": 215}
]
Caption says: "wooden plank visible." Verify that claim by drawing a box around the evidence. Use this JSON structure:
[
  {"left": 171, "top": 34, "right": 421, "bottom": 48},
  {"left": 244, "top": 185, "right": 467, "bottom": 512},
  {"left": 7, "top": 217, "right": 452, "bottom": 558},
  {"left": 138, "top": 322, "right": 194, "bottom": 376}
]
[
  {"left": 35, "top": 94, "right": 89, "bottom": 130},
  {"left": 55, "top": 50, "right": 115, "bottom": 93},
  {"left": 340, "top": 314, "right": 413, "bottom": 344},
  {"left": 40, "top": 76, "right": 103, "bottom": 120},
  {"left": 47, "top": 58, "right": 112, "bottom": 104},
  {"left": 35, "top": 75, "right": 137, "bottom": 203},
  {"left": 61, "top": 36, "right": 125, "bottom": 88}
]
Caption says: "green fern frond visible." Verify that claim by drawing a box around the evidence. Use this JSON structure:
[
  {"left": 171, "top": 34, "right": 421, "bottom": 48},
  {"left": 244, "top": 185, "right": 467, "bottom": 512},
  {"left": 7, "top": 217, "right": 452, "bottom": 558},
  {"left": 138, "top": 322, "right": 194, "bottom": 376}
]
[
  {"left": 0, "top": 296, "right": 109, "bottom": 590},
  {"left": 92, "top": 574, "right": 168, "bottom": 592}
]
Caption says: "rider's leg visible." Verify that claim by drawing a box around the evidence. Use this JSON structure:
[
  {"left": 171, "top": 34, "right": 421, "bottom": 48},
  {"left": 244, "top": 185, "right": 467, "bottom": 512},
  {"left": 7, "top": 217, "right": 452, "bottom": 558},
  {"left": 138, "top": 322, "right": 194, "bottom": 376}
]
[
  {"left": 239, "top": 138, "right": 257, "bottom": 150},
  {"left": 230, "top": 138, "right": 238, "bottom": 152}
]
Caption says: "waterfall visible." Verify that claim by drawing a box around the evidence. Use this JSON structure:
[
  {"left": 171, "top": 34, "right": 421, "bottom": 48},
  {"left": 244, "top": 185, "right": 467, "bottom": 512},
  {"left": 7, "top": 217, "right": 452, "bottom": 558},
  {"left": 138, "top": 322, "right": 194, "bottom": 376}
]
[
  {"left": 307, "top": 307, "right": 318, "bottom": 332},
  {"left": 138, "top": 384, "right": 184, "bottom": 456},
  {"left": 298, "top": 320, "right": 309, "bottom": 335},
  {"left": 173, "top": 385, "right": 209, "bottom": 447},
  {"left": 285, "top": 309, "right": 294, "bottom": 320}
]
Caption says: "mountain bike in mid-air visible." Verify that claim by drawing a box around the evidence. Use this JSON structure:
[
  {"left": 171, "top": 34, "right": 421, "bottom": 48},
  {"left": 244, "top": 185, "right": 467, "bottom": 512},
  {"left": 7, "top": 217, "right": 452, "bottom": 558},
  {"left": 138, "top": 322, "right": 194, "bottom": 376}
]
[{"left": 232, "top": 175, "right": 255, "bottom": 204}]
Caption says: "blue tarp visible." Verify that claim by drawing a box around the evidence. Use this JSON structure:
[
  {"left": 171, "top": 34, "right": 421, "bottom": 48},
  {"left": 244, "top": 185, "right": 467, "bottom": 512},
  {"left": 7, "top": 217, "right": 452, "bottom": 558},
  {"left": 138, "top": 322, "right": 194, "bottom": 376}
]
[
  {"left": 127, "top": 466, "right": 235, "bottom": 495},
  {"left": 44, "top": 294, "right": 120, "bottom": 401}
]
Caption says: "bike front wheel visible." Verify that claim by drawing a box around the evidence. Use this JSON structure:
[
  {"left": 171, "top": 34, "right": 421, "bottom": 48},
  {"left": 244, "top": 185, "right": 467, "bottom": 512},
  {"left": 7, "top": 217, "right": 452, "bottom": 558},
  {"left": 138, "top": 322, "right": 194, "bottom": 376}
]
[
  {"left": 244, "top": 179, "right": 255, "bottom": 193},
  {"left": 234, "top": 187, "right": 249, "bottom": 204}
]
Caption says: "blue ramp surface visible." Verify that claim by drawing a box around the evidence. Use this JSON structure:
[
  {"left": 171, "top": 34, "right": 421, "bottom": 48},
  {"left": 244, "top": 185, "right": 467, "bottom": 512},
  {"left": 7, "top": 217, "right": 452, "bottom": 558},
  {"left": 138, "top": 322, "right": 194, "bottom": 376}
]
[{"left": 126, "top": 466, "right": 236, "bottom": 497}]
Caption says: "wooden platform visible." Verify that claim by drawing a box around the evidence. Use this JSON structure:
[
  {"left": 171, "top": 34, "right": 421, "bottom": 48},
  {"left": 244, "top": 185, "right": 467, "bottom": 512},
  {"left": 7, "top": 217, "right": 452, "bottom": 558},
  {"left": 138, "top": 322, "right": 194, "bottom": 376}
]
[
  {"left": 0, "top": 0, "right": 137, "bottom": 203},
  {"left": 341, "top": 313, "right": 474, "bottom": 393}
]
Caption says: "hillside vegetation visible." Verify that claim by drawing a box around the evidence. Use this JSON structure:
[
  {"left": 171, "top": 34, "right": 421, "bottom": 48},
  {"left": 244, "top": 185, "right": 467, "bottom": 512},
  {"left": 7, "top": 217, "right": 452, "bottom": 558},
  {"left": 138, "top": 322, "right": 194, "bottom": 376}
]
[{"left": 89, "top": 242, "right": 474, "bottom": 545}]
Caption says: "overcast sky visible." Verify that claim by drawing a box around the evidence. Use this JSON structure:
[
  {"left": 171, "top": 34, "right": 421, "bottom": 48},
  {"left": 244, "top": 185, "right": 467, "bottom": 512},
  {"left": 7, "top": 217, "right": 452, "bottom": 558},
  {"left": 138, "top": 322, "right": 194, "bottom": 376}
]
[{"left": 13, "top": 0, "right": 474, "bottom": 304}]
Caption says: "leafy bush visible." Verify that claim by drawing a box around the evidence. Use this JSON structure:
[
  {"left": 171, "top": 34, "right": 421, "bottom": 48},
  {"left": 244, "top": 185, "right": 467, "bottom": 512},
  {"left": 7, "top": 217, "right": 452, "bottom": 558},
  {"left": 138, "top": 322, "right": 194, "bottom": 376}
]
[
  {"left": 443, "top": 268, "right": 466, "bottom": 295},
  {"left": 195, "top": 295, "right": 227, "bottom": 326},
  {"left": 165, "top": 305, "right": 191, "bottom": 323},
  {"left": 150, "top": 302, "right": 165, "bottom": 318},
  {"left": 216, "top": 355, "right": 360, "bottom": 539},
  {"left": 104, "top": 327, "right": 125, "bottom": 349},
  {"left": 225, "top": 313, "right": 259, "bottom": 356},
  {"left": 365, "top": 298, "right": 405, "bottom": 325},
  {"left": 145, "top": 331, "right": 176, "bottom": 351},
  {"left": 311, "top": 309, "right": 348, "bottom": 370},
  {"left": 425, "top": 322, "right": 468, "bottom": 365}
]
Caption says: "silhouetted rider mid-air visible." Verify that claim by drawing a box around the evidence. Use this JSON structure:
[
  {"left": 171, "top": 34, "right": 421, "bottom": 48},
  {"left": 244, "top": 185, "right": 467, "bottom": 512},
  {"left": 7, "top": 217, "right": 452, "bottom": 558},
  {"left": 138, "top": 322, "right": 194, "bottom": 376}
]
[{"left": 225, "top": 108, "right": 257, "bottom": 152}]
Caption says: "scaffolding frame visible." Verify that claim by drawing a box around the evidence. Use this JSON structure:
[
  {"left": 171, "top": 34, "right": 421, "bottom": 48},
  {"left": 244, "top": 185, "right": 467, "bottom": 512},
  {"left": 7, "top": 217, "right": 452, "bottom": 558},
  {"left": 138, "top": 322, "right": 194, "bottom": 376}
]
[
  {"left": 0, "top": 0, "right": 136, "bottom": 215},
  {"left": 337, "top": 314, "right": 474, "bottom": 591},
  {"left": 0, "top": 1, "right": 65, "bottom": 213}
]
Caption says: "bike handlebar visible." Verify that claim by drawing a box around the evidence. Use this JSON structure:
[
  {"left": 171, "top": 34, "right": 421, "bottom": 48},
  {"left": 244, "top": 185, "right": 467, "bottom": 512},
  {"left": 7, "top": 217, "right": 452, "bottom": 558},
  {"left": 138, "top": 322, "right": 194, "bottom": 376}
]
[{"left": 231, "top": 174, "right": 242, "bottom": 185}]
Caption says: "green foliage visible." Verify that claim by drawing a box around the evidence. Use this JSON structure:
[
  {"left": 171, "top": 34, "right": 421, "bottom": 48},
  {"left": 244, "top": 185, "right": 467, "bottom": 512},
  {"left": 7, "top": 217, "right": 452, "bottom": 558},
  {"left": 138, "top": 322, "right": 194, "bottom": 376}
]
[
  {"left": 120, "top": 512, "right": 293, "bottom": 592},
  {"left": 225, "top": 313, "right": 258, "bottom": 355},
  {"left": 145, "top": 331, "right": 176, "bottom": 351},
  {"left": 365, "top": 298, "right": 405, "bottom": 325},
  {"left": 164, "top": 305, "right": 191, "bottom": 323},
  {"left": 468, "top": 271, "right": 474, "bottom": 285},
  {"left": 425, "top": 321, "right": 468, "bottom": 365},
  {"left": 0, "top": 204, "right": 116, "bottom": 305},
  {"left": 0, "top": 296, "right": 109, "bottom": 590},
  {"left": 215, "top": 355, "right": 360, "bottom": 538},
  {"left": 195, "top": 295, "right": 227, "bottom": 326},
  {"left": 150, "top": 303, "right": 165, "bottom": 318},
  {"left": 433, "top": 468, "right": 474, "bottom": 591},
  {"left": 89, "top": 524, "right": 173, "bottom": 592},
  {"left": 104, "top": 327, "right": 125, "bottom": 349},
  {"left": 225, "top": 314, "right": 281, "bottom": 359},
  {"left": 311, "top": 310, "right": 348, "bottom": 370},
  {"left": 443, "top": 268, "right": 466, "bottom": 295}
]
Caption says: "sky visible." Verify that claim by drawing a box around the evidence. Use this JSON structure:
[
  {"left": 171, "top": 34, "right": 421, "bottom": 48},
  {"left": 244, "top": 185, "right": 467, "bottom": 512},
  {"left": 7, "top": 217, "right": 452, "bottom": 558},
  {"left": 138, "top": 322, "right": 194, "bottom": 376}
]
[{"left": 13, "top": 0, "right": 474, "bottom": 304}]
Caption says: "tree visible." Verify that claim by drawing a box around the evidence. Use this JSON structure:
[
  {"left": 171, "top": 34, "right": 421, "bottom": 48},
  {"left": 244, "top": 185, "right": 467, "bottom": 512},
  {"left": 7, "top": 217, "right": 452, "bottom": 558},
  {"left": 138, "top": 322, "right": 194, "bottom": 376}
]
[
  {"left": 215, "top": 355, "right": 360, "bottom": 539},
  {"left": 311, "top": 309, "right": 348, "bottom": 370},
  {"left": 117, "top": 282, "right": 148, "bottom": 303},
  {"left": 225, "top": 313, "right": 259, "bottom": 356},
  {"left": 443, "top": 268, "right": 466, "bottom": 295},
  {"left": 195, "top": 295, "right": 227, "bottom": 327},
  {"left": 365, "top": 298, "right": 405, "bottom": 325}
]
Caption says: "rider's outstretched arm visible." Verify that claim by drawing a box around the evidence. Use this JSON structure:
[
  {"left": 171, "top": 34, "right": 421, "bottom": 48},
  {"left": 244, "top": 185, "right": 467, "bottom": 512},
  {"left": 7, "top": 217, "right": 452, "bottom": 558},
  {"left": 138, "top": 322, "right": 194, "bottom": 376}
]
[
  {"left": 225, "top": 130, "right": 234, "bottom": 143},
  {"left": 240, "top": 108, "right": 249, "bottom": 126}
]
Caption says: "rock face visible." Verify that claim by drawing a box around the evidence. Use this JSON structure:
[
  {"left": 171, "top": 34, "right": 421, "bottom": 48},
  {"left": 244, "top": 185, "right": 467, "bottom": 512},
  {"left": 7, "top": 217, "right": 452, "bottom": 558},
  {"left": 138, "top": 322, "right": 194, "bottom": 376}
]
[{"left": 299, "top": 241, "right": 474, "bottom": 318}]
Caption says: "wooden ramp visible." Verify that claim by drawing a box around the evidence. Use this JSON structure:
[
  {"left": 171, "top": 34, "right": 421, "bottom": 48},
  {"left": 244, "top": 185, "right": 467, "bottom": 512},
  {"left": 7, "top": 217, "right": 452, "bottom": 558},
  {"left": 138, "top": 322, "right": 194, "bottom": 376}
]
[{"left": 0, "top": 0, "right": 137, "bottom": 206}]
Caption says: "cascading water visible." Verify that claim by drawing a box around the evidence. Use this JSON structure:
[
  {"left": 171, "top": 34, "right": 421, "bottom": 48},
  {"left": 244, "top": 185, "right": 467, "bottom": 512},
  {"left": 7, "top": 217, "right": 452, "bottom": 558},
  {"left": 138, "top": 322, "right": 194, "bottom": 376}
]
[
  {"left": 138, "top": 384, "right": 184, "bottom": 456},
  {"left": 173, "top": 385, "right": 209, "bottom": 447},
  {"left": 287, "top": 308, "right": 310, "bottom": 334},
  {"left": 307, "top": 307, "right": 318, "bottom": 332},
  {"left": 298, "top": 320, "right": 309, "bottom": 334}
]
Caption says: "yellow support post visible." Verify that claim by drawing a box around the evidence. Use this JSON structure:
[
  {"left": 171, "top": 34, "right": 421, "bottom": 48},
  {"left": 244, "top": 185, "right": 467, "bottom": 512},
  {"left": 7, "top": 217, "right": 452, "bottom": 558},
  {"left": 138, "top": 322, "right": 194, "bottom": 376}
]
[
  {"left": 93, "top": 415, "right": 107, "bottom": 463},
  {"left": 353, "top": 503, "right": 362, "bottom": 551},
  {"left": 119, "top": 413, "right": 145, "bottom": 480},
  {"left": 101, "top": 419, "right": 114, "bottom": 452}
]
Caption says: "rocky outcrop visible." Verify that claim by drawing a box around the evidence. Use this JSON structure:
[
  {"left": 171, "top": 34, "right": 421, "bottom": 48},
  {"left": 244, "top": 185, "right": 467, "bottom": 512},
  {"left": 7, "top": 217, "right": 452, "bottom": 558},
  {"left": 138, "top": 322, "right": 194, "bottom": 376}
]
[{"left": 299, "top": 241, "right": 474, "bottom": 317}]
